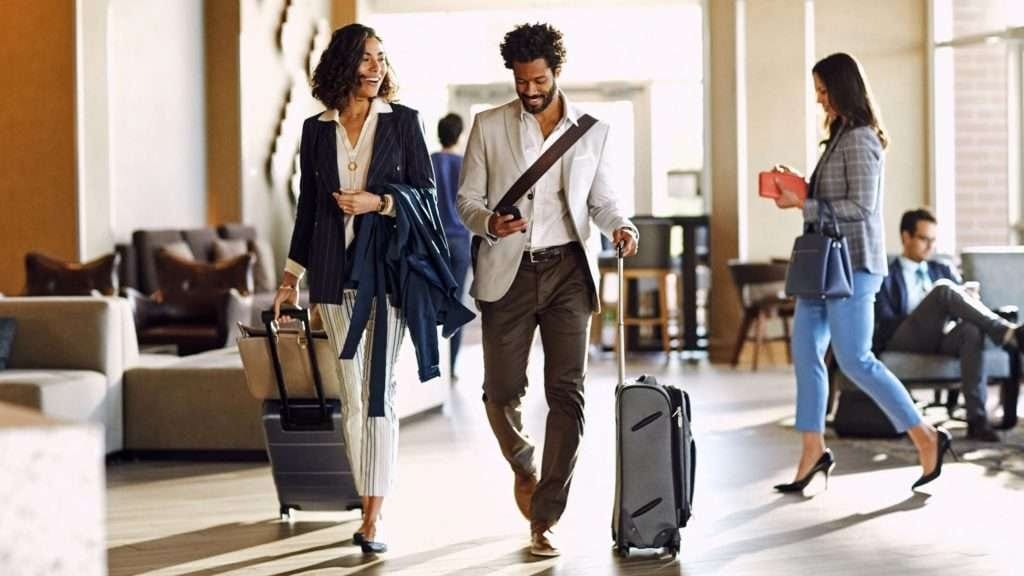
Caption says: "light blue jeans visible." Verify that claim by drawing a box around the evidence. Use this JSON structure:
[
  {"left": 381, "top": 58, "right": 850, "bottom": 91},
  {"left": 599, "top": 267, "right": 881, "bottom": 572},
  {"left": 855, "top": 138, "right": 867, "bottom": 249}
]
[{"left": 792, "top": 271, "right": 922, "bottom": 433}]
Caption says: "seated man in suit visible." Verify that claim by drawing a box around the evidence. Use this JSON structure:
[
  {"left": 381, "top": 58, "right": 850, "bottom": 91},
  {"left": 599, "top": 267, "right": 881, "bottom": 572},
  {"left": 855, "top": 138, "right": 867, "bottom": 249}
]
[{"left": 875, "top": 208, "right": 1022, "bottom": 441}]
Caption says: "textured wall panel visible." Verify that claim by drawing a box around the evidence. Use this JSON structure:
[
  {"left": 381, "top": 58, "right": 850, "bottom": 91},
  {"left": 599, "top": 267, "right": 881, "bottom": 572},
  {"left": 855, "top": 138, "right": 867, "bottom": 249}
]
[{"left": 240, "top": 0, "right": 333, "bottom": 275}]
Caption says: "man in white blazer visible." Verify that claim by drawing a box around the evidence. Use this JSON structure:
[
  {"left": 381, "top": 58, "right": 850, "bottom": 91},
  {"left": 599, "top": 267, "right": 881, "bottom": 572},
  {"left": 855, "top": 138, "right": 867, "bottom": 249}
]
[{"left": 456, "top": 23, "right": 638, "bottom": 557}]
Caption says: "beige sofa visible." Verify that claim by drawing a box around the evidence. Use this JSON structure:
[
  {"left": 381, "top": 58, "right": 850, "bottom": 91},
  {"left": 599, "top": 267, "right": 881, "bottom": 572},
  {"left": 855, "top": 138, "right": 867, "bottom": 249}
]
[
  {"left": 123, "top": 334, "right": 451, "bottom": 453},
  {"left": 0, "top": 297, "right": 139, "bottom": 453},
  {"left": 0, "top": 296, "right": 452, "bottom": 456},
  {"left": 124, "top": 347, "right": 265, "bottom": 451}
]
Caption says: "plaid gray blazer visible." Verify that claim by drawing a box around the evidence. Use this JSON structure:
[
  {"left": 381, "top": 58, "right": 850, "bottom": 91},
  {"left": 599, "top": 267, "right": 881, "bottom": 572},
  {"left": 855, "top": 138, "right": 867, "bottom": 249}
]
[{"left": 802, "top": 126, "right": 888, "bottom": 275}]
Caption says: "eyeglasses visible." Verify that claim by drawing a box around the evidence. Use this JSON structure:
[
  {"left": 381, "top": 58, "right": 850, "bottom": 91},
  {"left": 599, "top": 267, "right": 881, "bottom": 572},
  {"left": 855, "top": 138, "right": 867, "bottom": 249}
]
[{"left": 914, "top": 234, "right": 937, "bottom": 246}]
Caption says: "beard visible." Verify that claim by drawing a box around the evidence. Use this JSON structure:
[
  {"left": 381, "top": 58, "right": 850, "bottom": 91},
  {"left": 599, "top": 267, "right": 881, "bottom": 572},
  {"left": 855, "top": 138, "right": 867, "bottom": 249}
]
[{"left": 519, "top": 80, "right": 558, "bottom": 114}]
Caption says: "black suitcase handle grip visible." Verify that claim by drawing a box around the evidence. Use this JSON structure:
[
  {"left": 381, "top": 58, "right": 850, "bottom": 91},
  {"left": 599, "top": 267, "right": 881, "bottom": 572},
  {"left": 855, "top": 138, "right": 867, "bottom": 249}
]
[{"left": 262, "top": 306, "right": 308, "bottom": 325}]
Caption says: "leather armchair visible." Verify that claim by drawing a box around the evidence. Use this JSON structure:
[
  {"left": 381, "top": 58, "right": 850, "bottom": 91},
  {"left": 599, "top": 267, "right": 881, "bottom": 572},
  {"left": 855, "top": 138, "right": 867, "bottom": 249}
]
[
  {"left": 125, "top": 285, "right": 251, "bottom": 356},
  {"left": 118, "top": 228, "right": 256, "bottom": 355}
]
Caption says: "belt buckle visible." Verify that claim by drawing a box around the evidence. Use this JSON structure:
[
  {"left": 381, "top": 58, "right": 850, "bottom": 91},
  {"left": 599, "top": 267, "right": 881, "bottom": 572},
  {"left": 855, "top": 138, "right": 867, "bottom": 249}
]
[{"left": 529, "top": 247, "right": 561, "bottom": 264}]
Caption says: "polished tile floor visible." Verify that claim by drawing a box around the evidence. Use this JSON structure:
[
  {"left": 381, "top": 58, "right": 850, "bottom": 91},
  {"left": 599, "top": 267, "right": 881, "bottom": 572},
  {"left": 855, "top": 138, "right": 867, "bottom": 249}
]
[{"left": 106, "top": 344, "right": 1024, "bottom": 575}]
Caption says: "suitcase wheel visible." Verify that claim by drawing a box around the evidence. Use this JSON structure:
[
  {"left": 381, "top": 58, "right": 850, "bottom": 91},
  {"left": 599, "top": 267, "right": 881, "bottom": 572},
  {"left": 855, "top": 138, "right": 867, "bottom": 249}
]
[
  {"left": 280, "top": 504, "right": 291, "bottom": 520},
  {"left": 665, "top": 534, "right": 681, "bottom": 558},
  {"left": 617, "top": 544, "right": 630, "bottom": 558}
]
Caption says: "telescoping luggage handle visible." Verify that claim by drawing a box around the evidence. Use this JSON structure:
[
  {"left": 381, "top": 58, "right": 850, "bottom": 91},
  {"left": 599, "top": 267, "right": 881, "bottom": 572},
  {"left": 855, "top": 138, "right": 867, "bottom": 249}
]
[
  {"left": 261, "top": 307, "right": 330, "bottom": 425},
  {"left": 617, "top": 243, "right": 626, "bottom": 387}
]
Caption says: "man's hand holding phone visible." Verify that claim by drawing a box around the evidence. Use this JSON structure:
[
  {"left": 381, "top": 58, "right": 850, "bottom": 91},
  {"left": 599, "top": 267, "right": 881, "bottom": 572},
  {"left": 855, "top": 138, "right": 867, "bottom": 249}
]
[{"left": 488, "top": 206, "right": 528, "bottom": 238}]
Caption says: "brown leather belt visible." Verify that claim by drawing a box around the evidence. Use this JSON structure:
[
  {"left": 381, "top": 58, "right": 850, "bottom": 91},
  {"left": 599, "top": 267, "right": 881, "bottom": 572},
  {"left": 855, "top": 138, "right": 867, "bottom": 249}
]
[{"left": 522, "top": 243, "right": 575, "bottom": 264}]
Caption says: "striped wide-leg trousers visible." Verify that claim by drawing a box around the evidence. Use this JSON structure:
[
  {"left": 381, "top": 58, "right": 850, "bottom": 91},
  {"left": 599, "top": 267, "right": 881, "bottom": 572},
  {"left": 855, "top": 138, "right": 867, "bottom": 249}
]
[{"left": 320, "top": 291, "right": 406, "bottom": 497}]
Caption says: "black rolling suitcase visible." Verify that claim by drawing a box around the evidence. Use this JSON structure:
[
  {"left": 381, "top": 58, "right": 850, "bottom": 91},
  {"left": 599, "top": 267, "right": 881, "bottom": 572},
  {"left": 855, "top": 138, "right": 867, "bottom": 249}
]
[
  {"left": 612, "top": 249, "right": 696, "bottom": 558},
  {"left": 242, "top": 308, "right": 361, "bottom": 518}
]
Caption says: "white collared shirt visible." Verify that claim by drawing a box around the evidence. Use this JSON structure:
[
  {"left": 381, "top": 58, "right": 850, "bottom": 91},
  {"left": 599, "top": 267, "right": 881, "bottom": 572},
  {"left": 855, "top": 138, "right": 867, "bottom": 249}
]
[
  {"left": 520, "top": 93, "right": 577, "bottom": 251},
  {"left": 285, "top": 99, "right": 393, "bottom": 280},
  {"left": 899, "top": 256, "right": 932, "bottom": 313}
]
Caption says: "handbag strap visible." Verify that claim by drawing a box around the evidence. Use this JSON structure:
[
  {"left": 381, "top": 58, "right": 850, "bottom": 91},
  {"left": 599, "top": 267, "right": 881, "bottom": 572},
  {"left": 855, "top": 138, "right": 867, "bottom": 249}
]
[
  {"left": 816, "top": 200, "right": 841, "bottom": 238},
  {"left": 494, "top": 114, "right": 598, "bottom": 211}
]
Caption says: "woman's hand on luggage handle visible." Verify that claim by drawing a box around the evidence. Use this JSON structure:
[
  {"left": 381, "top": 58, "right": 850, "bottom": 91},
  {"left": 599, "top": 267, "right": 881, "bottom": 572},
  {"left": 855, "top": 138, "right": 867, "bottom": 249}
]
[
  {"left": 273, "top": 272, "right": 300, "bottom": 322},
  {"left": 614, "top": 228, "right": 638, "bottom": 257}
]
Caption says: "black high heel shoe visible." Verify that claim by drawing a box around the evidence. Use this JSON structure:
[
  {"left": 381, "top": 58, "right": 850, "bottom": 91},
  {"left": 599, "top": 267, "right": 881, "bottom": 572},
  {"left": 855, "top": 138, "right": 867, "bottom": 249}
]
[
  {"left": 774, "top": 449, "right": 835, "bottom": 493},
  {"left": 360, "top": 539, "right": 387, "bottom": 554},
  {"left": 912, "top": 427, "right": 957, "bottom": 490},
  {"left": 357, "top": 521, "right": 386, "bottom": 554}
]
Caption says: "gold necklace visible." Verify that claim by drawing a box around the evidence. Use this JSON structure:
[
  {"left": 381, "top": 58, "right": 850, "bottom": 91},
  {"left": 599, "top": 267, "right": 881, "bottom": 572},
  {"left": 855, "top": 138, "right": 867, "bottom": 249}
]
[{"left": 341, "top": 107, "right": 368, "bottom": 175}]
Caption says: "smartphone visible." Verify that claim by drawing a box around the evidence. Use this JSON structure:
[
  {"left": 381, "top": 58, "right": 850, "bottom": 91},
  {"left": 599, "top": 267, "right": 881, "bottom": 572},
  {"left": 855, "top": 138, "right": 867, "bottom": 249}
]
[{"left": 495, "top": 205, "right": 523, "bottom": 221}]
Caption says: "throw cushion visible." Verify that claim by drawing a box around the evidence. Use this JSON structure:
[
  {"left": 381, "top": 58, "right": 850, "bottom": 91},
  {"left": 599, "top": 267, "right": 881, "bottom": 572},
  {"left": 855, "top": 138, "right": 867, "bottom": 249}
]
[
  {"left": 248, "top": 238, "right": 277, "bottom": 293},
  {"left": 155, "top": 250, "right": 253, "bottom": 320},
  {"left": 0, "top": 317, "right": 15, "bottom": 370},
  {"left": 162, "top": 241, "right": 195, "bottom": 262},
  {"left": 24, "top": 252, "right": 121, "bottom": 296},
  {"left": 212, "top": 238, "right": 249, "bottom": 262}
]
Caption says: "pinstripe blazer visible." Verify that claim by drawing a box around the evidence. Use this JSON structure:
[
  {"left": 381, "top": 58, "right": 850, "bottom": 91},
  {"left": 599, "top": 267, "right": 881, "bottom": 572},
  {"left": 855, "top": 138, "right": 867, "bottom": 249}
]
[
  {"left": 287, "top": 103, "right": 436, "bottom": 304},
  {"left": 802, "top": 125, "right": 888, "bottom": 275}
]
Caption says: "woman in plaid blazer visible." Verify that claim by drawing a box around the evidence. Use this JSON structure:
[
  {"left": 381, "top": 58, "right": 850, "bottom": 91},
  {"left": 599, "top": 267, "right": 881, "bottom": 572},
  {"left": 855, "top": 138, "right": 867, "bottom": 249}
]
[{"left": 771, "top": 53, "right": 952, "bottom": 493}]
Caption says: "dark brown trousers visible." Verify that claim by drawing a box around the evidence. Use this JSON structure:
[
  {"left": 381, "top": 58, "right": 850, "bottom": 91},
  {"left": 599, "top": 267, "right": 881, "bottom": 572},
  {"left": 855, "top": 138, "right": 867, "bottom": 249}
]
[{"left": 480, "top": 243, "right": 594, "bottom": 529}]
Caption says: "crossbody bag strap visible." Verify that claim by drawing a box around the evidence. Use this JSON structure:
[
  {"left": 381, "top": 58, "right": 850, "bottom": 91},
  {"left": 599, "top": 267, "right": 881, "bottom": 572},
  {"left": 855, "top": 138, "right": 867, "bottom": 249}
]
[{"left": 494, "top": 114, "right": 598, "bottom": 211}]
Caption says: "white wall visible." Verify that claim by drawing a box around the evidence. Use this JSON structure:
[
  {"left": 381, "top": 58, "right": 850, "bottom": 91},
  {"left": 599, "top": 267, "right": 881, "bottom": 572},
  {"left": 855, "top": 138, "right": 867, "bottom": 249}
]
[
  {"left": 367, "top": 4, "right": 704, "bottom": 215},
  {"left": 239, "top": 0, "right": 332, "bottom": 275},
  {"left": 743, "top": 0, "right": 813, "bottom": 262},
  {"left": 106, "top": 0, "right": 207, "bottom": 241},
  {"left": 77, "top": 0, "right": 112, "bottom": 260}
]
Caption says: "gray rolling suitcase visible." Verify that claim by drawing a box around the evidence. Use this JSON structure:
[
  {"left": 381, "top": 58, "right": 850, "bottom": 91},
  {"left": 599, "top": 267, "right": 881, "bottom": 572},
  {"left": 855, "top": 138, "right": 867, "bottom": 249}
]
[
  {"left": 254, "top": 308, "right": 361, "bottom": 518},
  {"left": 612, "top": 249, "right": 696, "bottom": 558}
]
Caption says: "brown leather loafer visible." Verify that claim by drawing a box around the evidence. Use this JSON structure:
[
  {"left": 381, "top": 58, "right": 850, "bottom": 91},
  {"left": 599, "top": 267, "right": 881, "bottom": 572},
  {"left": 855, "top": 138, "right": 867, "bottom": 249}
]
[
  {"left": 529, "top": 528, "right": 560, "bottom": 557},
  {"left": 513, "top": 472, "right": 538, "bottom": 521}
]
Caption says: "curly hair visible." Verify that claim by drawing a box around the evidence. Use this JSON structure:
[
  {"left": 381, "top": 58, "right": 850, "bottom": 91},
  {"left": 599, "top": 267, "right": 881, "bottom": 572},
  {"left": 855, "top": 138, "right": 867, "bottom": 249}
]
[
  {"left": 499, "top": 23, "right": 566, "bottom": 71},
  {"left": 311, "top": 23, "right": 398, "bottom": 111}
]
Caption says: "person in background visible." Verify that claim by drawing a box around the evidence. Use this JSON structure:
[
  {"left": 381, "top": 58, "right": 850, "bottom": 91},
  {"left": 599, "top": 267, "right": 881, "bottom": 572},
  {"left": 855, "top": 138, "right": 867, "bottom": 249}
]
[
  {"left": 874, "top": 208, "right": 1023, "bottom": 441},
  {"left": 771, "top": 52, "right": 952, "bottom": 493},
  {"left": 431, "top": 113, "right": 470, "bottom": 381}
]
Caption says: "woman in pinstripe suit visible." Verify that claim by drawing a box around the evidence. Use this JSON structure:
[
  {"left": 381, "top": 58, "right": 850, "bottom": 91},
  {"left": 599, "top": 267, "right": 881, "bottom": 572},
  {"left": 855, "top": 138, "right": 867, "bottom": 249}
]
[
  {"left": 771, "top": 53, "right": 953, "bottom": 493},
  {"left": 273, "top": 24, "right": 436, "bottom": 553}
]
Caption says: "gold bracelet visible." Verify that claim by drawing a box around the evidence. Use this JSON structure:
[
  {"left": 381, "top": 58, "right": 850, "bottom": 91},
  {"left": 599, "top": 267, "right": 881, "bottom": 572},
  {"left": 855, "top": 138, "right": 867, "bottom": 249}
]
[{"left": 278, "top": 284, "right": 297, "bottom": 291}]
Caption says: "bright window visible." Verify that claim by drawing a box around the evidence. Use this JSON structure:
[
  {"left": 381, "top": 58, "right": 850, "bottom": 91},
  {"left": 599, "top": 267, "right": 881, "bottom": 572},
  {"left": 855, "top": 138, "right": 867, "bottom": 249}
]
[
  {"left": 367, "top": 3, "right": 704, "bottom": 217},
  {"left": 932, "top": 0, "right": 1024, "bottom": 249}
]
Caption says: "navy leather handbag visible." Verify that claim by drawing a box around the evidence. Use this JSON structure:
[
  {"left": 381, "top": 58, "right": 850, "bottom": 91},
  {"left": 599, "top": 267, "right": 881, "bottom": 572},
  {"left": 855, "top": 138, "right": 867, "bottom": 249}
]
[{"left": 784, "top": 200, "right": 854, "bottom": 299}]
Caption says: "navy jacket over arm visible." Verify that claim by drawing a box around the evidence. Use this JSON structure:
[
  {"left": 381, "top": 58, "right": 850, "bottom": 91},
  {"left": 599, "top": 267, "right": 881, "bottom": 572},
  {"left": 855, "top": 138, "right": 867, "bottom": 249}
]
[
  {"left": 339, "top": 184, "right": 476, "bottom": 416},
  {"left": 873, "top": 257, "right": 959, "bottom": 351}
]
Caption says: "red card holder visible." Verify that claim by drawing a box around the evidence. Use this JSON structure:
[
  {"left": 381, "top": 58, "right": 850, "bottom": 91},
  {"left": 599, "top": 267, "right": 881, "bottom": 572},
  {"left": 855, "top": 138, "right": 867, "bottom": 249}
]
[{"left": 758, "top": 171, "right": 807, "bottom": 200}]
